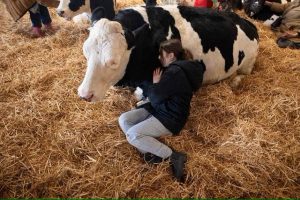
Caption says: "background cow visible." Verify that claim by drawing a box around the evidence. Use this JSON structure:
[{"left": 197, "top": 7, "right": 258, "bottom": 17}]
[
  {"left": 240, "top": 0, "right": 295, "bottom": 21},
  {"left": 56, "top": 0, "right": 116, "bottom": 20},
  {"left": 242, "top": 0, "right": 282, "bottom": 20},
  {"left": 56, "top": 0, "right": 157, "bottom": 21},
  {"left": 78, "top": 5, "right": 259, "bottom": 102}
]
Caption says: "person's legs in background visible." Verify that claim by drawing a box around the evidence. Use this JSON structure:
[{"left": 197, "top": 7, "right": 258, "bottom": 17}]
[
  {"left": 38, "top": 4, "right": 54, "bottom": 31},
  {"left": 29, "top": 3, "right": 43, "bottom": 37}
]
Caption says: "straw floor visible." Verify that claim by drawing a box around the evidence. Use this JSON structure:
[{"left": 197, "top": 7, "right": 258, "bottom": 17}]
[{"left": 0, "top": 0, "right": 299, "bottom": 198}]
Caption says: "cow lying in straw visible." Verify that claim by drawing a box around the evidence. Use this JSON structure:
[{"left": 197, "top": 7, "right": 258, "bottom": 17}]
[{"left": 76, "top": 5, "right": 259, "bottom": 102}]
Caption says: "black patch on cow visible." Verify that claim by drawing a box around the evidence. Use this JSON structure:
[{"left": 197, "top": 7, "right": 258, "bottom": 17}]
[
  {"left": 253, "top": 6, "right": 282, "bottom": 20},
  {"left": 114, "top": 9, "right": 146, "bottom": 31},
  {"left": 114, "top": 7, "right": 182, "bottom": 87},
  {"left": 225, "top": 11, "right": 258, "bottom": 41},
  {"left": 125, "top": 24, "right": 150, "bottom": 50},
  {"left": 178, "top": 6, "right": 238, "bottom": 72},
  {"left": 238, "top": 50, "right": 245, "bottom": 65},
  {"left": 69, "top": 0, "right": 85, "bottom": 12},
  {"left": 146, "top": 6, "right": 181, "bottom": 47},
  {"left": 90, "top": 0, "right": 115, "bottom": 20},
  {"left": 124, "top": 30, "right": 135, "bottom": 50},
  {"left": 114, "top": 8, "right": 160, "bottom": 87}
]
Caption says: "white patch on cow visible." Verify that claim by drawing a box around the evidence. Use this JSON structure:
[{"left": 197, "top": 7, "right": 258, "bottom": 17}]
[
  {"left": 263, "top": 14, "right": 279, "bottom": 27},
  {"left": 162, "top": 5, "right": 227, "bottom": 83},
  {"left": 166, "top": 27, "right": 172, "bottom": 40},
  {"left": 57, "top": 0, "right": 90, "bottom": 19},
  {"left": 234, "top": 26, "right": 258, "bottom": 75},
  {"left": 130, "top": 6, "right": 150, "bottom": 24},
  {"left": 161, "top": 5, "right": 203, "bottom": 56},
  {"left": 72, "top": 12, "right": 91, "bottom": 24},
  {"left": 161, "top": 5, "right": 258, "bottom": 84},
  {"left": 78, "top": 19, "right": 132, "bottom": 101},
  {"left": 57, "top": 0, "right": 69, "bottom": 12},
  {"left": 201, "top": 49, "right": 227, "bottom": 83}
]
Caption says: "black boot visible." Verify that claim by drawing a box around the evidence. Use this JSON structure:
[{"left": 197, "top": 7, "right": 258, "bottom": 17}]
[
  {"left": 170, "top": 151, "right": 187, "bottom": 182},
  {"left": 143, "top": 152, "right": 165, "bottom": 164}
]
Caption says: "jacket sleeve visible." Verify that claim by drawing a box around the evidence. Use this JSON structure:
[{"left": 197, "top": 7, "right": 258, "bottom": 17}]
[{"left": 147, "top": 71, "right": 178, "bottom": 108}]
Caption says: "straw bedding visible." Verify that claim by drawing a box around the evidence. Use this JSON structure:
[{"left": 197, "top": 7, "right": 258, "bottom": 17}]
[{"left": 0, "top": 0, "right": 299, "bottom": 198}]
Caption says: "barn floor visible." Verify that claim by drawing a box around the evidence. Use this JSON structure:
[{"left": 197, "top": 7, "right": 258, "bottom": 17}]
[{"left": 0, "top": 0, "right": 299, "bottom": 198}]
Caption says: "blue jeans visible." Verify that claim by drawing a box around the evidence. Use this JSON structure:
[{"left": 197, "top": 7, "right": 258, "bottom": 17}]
[
  {"left": 29, "top": 3, "right": 52, "bottom": 27},
  {"left": 119, "top": 108, "right": 173, "bottom": 159}
]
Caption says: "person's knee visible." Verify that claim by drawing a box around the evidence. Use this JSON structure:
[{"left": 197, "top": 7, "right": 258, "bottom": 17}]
[
  {"left": 126, "top": 129, "right": 142, "bottom": 145},
  {"left": 118, "top": 113, "right": 128, "bottom": 130}
]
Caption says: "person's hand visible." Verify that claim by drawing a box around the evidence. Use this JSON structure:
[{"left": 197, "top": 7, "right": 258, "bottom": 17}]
[{"left": 153, "top": 68, "right": 162, "bottom": 83}]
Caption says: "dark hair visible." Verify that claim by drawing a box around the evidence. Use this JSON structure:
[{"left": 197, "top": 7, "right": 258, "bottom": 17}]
[{"left": 159, "top": 39, "right": 193, "bottom": 60}]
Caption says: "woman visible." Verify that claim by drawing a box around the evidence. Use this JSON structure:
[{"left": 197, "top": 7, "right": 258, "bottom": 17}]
[{"left": 118, "top": 39, "right": 205, "bottom": 182}]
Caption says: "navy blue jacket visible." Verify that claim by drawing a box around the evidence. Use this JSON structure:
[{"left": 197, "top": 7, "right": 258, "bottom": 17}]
[{"left": 139, "top": 60, "right": 205, "bottom": 134}]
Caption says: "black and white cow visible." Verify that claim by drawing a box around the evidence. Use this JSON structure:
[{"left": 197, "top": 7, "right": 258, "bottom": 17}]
[
  {"left": 242, "top": 0, "right": 282, "bottom": 20},
  {"left": 56, "top": 0, "right": 157, "bottom": 21},
  {"left": 56, "top": 0, "right": 116, "bottom": 20},
  {"left": 78, "top": 5, "right": 259, "bottom": 102},
  {"left": 241, "top": 0, "right": 295, "bottom": 21}
]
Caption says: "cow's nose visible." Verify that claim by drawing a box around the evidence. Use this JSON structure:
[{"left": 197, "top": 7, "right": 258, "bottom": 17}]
[
  {"left": 80, "top": 94, "right": 94, "bottom": 102},
  {"left": 57, "top": 10, "right": 65, "bottom": 17}
]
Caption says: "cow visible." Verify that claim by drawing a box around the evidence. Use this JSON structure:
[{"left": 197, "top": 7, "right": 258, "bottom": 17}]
[
  {"left": 242, "top": 0, "right": 282, "bottom": 20},
  {"left": 241, "top": 0, "right": 295, "bottom": 21},
  {"left": 78, "top": 5, "right": 259, "bottom": 102},
  {"left": 56, "top": 0, "right": 157, "bottom": 21},
  {"left": 56, "top": 0, "right": 116, "bottom": 20}
]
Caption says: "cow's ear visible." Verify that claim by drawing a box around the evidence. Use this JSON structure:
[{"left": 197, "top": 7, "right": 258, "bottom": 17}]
[
  {"left": 124, "top": 24, "right": 150, "bottom": 50},
  {"left": 91, "top": 7, "right": 106, "bottom": 25},
  {"left": 124, "top": 29, "right": 135, "bottom": 50},
  {"left": 133, "top": 23, "right": 150, "bottom": 39}
]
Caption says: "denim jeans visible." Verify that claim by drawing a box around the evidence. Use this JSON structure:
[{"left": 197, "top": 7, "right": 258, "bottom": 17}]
[
  {"left": 29, "top": 3, "right": 52, "bottom": 27},
  {"left": 119, "top": 108, "right": 173, "bottom": 159}
]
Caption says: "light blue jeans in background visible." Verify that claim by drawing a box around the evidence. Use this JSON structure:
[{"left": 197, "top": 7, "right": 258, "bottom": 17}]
[{"left": 118, "top": 108, "right": 173, "bottom": 159}]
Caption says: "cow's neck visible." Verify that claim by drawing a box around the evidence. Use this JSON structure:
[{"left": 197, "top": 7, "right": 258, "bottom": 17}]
[{"left": 89, "top": 0, "right": 97, "bottom": 11}]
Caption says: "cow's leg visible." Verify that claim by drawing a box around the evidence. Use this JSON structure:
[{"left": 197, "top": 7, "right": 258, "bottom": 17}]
[
  {"left": 231, "top": 60, "right": 255, "bottom": 87},
  {"left": 237, "top": 61, "right": 255, "bottom": 75}
]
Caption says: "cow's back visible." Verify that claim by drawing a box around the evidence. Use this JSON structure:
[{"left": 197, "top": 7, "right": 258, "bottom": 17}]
[{"left": 118, "top": 5, "right": 259, "bottom": 85}]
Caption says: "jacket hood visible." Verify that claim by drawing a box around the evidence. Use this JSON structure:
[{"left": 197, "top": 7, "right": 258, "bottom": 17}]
[{"left": 172, "top": 60, "right": 206, "bottom": 92}]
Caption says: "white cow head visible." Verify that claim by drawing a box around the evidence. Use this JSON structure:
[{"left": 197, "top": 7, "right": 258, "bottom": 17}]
[
  {"left": 78, "top": 14, "right": 149, "bottom": 102},
  {"left": 57, "top": 0, "right": 90, "bottom": 20},
  {"left": 78, "top": 19, "right": 130, "bottom": 102}
]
